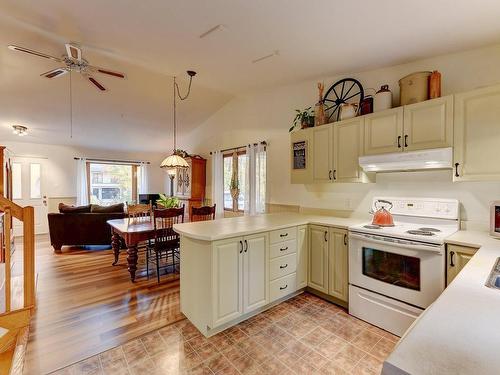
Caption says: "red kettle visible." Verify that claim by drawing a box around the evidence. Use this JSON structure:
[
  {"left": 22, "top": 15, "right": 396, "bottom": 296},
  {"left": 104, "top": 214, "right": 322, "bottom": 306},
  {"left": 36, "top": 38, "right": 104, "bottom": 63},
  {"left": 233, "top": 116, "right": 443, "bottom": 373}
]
[{"left": 370, "top": 199, "right": 395, "bottom": 227}]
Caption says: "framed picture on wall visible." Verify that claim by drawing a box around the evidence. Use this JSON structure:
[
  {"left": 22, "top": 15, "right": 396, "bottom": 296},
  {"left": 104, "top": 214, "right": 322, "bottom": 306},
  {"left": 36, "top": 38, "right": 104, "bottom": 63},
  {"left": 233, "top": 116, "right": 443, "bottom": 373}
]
[{"left": 293, "top": 141, "right": 307, "bottom": 170}]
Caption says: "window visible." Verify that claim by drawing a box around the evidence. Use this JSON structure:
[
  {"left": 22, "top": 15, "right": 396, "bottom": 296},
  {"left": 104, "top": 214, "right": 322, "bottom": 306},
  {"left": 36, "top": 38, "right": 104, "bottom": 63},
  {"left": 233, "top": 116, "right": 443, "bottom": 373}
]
[
  {"left": 87, "top": 163, "right": 139, "bottom": 205},
  {"left": 11, "top": 162, "right": 22, "bottom": 200},
  {"left": 223, "top": 152, "right": 246, "bottom": 211}
]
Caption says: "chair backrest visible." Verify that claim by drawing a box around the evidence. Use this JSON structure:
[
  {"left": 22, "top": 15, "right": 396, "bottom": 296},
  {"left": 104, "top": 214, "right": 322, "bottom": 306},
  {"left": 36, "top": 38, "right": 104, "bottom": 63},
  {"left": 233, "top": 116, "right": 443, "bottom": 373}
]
[
  {"left": 190, "top": 204, "right": 216, "bottom": 222},
  {"left": 153, "top": 205, "right": 185, "bottom": 241},
  {"left": 127, "top": 202, "right": 153, "bottom": 223}
]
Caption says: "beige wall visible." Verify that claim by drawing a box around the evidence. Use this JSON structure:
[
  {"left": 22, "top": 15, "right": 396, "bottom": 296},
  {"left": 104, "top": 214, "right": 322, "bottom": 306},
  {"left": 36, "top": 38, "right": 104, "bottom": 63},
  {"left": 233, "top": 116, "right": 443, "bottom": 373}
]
[{"left": 181, "top": 43, "right": 500, "bottom": 229}]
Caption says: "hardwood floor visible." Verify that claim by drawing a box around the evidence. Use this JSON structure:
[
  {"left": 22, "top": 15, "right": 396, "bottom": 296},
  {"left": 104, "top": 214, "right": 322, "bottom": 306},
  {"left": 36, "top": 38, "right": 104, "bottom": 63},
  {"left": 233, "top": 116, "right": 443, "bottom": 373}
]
[{"left": 23, "top": 235, "right": 183, "bottom": 374}]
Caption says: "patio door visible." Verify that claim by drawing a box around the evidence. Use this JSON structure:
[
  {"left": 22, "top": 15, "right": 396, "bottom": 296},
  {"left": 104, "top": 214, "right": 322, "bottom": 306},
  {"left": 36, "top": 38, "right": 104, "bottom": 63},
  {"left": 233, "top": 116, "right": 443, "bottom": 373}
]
[{"left": 11, "top": 157, "right": 49, "bottom": 236}]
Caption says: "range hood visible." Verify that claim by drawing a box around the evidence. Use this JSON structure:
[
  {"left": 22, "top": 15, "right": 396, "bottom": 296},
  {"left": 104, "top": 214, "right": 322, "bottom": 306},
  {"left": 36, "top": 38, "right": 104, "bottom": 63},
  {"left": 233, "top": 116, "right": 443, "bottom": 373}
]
[{"left": 359, "top": 147, "right": 453, "bottom": 172}]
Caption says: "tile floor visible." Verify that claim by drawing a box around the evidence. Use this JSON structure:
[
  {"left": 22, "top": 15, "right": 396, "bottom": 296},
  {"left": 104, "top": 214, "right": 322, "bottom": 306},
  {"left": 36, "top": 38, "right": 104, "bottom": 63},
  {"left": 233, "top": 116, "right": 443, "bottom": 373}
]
[{"left": 50, "top": 292, "right": 398, "bottom": 375}]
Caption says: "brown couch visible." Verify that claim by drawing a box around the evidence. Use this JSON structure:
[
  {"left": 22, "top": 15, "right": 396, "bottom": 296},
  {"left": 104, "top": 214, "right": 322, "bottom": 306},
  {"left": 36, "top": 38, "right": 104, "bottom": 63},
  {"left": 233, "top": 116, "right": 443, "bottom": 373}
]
[{"left": 48, "top": 203, "right": 127, "bottom": 252}]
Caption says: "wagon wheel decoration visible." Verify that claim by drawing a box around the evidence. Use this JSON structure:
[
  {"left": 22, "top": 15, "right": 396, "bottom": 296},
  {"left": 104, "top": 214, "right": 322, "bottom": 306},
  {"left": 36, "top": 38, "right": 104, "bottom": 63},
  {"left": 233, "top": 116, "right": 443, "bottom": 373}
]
[{"left": 323, "top": 78, "right": 364, "bottom": 122}]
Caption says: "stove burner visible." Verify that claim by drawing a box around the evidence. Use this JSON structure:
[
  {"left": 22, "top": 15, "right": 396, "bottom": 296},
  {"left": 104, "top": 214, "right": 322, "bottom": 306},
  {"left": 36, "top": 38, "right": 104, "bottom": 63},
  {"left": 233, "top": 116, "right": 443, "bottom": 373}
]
[
  {"left": 406, "top": 230, "right": 436, "bottom": 236},
  {"left": 363, "top": 225, "right": 381, "bottom": 229},
  {"left": 418, "top": 227, "right": 441, "bottom": 232}
]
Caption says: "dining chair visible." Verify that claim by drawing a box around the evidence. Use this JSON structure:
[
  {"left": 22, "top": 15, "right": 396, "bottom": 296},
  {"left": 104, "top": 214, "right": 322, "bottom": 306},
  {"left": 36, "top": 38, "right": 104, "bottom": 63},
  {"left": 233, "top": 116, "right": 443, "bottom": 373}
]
[
  {"left": 190, "top": 204, "right": 216, "bottom": 222},
  {"left": 126, "top": 202, "right": 153, "bottom": 224},
  {"left": 146, "top": 205, "right": 185, "bottom": 283}
]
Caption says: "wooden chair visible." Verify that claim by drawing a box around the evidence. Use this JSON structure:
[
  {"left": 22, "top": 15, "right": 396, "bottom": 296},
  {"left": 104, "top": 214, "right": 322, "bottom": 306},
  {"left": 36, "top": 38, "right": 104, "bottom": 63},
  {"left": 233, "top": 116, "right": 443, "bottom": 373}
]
[
  {"left": 146, "top": 205, "right": 185, "bottom": 283},
  {"left": 126, "top": 202, "right": 153, "bottom": 224},
  {"left": 190, "top": 204, "right": 216, "bottom": 222}
]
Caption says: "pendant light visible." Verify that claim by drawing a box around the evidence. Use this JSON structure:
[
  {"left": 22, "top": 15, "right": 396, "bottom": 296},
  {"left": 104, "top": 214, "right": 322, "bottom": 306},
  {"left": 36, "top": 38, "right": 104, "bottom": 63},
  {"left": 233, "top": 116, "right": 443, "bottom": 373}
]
[{"left": 160, "top": 70, "right": 197, "bottom": 170}]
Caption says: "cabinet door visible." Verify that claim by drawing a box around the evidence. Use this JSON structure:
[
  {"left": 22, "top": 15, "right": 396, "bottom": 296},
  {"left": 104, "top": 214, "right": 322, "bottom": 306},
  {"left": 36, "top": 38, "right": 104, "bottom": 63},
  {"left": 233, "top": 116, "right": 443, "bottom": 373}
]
[
  {"left": 290, "top": 128, "right": 313, "bottom": 184},
  {"left": 312, "top": 125, "right": 333, "bottom": 183},
  {"left": 446, "top": 244, "right": 478, "bottom": 286},
  {"left": 328, "top": 228, "right": 349, "bottom": 302},
  {"left": 403, "top": 96, "right": 453, "bottom": 151},
  {"left": 364, "top": 107, "right": 403, "bottom": 155},
  {"left": 333, "top": 118, "right": 364, "bottom": 183},
  {"left": 243, "top": 233, "right": 269, "bottom": 313},
  {"left": 296, "top": 225, "right": 308, "bottom": 289},
  {"left": 212, "top": 238, "right": 243, "bottom": 326},
  {"left": 454, "top": 84, "right": 500, "bottom": 181},
  {"left": 308, "top": 225, "right": 329, "bottom": 293}
]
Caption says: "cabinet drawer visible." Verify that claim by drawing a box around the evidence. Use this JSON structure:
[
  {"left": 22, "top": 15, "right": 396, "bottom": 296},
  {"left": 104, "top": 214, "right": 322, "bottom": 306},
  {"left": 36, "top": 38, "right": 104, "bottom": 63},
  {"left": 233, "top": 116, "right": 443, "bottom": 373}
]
[
  {"left": 270, "top": 239, "right": 297, "bottom": 259},
  {"left": 270, "top": 227, "right": 297, "bottom": 244},
  {"left": 270, "top": 253, "right": 297, "bottom": 281},
  {"left": 270, "top": 273, "right": 297, "bottom": 302}
]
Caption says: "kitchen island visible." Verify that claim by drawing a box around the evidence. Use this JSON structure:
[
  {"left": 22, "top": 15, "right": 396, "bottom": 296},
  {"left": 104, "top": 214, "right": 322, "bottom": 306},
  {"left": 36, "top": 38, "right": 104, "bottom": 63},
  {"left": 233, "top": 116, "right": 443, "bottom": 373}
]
[{"left": 173, "top": 212, "right": 362, "bottom": 336}]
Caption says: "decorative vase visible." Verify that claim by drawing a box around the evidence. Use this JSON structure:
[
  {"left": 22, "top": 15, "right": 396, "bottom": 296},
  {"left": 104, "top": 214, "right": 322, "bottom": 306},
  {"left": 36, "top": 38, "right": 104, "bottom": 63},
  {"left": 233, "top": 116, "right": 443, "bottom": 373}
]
[{"left": 315, "top": 82, "right": 327, "bottom": 126}]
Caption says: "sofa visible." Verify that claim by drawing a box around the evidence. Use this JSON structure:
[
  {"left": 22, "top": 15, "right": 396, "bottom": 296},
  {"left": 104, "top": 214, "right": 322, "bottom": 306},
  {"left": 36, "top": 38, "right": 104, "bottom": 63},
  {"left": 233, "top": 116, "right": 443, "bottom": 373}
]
[{"left": 48, "top": 203, "right": 127, "bottom": 252}]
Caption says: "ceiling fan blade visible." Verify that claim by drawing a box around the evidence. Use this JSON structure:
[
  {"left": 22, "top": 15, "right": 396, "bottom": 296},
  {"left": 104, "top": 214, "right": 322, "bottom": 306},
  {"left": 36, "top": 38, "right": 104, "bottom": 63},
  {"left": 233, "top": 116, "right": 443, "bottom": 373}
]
[
  {"left": 90, "top": 66, "right": 126, "bottom": 79},
  {"left": 40, "top": 68, "right": 68, "bottom": 78},
  {"left": 65, "top": 43, "right": 82, "bottom": 62},
  {"left": 8, "top": 45, "right": 62, "bottom": 62},
  {"left": 87, "top": 76, "right": 106, "bottom": 91}
]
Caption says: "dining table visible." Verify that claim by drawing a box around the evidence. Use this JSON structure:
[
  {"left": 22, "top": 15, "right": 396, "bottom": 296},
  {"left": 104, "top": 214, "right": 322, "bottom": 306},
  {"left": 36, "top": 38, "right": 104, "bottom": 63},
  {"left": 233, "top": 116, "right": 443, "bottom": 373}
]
[{"left": 108, "top": 218, "right": 155, "bottom": 282}]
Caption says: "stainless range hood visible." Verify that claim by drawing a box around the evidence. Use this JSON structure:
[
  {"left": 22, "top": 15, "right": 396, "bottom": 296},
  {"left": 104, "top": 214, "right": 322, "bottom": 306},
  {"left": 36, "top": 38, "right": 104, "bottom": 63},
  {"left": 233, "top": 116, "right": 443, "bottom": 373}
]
[{"left": 359, "top": 147, "right": 453, "bottom": 172}]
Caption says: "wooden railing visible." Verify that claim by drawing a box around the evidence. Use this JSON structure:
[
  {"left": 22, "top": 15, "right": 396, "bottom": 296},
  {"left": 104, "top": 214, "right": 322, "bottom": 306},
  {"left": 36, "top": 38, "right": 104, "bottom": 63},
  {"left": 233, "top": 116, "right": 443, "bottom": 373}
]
[{"left": 0, "top": 195, "right": 35, "bottom": 313}]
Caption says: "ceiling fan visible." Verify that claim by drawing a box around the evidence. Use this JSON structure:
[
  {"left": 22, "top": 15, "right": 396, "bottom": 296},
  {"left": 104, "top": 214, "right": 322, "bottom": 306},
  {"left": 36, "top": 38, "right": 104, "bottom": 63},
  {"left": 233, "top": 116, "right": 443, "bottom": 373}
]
[{"left": 7, "top": 43, "right": 126, "bottom": 91}]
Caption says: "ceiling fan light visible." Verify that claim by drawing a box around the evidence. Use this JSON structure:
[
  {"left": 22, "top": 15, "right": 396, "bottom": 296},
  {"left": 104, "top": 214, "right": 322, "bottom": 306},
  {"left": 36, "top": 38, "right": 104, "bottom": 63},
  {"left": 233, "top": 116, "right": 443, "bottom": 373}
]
[
  {"left": 12, "top": 125, "right": 28, "bottom": 136},
  {"left": 160, "top": 154, "right": 189, "bottom": 169}
]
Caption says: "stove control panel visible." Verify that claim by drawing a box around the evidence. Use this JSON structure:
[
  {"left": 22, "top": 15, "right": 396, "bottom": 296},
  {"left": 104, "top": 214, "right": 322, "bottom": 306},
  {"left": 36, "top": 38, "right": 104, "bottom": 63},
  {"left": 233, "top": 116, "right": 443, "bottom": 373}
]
[{"left": 373, "top": 197, "right": 459, "bottom": 220}]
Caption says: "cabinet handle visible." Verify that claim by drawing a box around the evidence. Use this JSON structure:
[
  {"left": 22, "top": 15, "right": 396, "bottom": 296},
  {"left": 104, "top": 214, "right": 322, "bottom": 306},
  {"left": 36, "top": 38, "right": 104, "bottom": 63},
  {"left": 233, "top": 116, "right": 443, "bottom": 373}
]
[
  {"left": 404, "top": 135, "right": 408, "bottom": 147},
  {"left": 280, "top": 233, "right": 288, "bottom": 238},
  {"left": 329, "top": 170, "right": 332, "bottom": 180},
  {"left": 244, "top": 240, "right": 248, "bottom": 252},
  {"left": 280, "top": 284, "right": 288, "bottom": 290},
  {"left": 397, "top": 135, "right": 402, "bottom": 148},
  {"left": 324, "top": 231, "right": 328, "bottom": 242},
  {"left": 450, "top": 251, "right": 455, "bottom": 267},
  {"left": 454, "top": 163, "right": 460, "bottom": 178},
  {"left": 280, "top": 264, "right": 288, "bottom": 269},
  {"left": 280, "top": 247, "right": 288, "bottom": 252},
  {"left": 344, "top": 234, "right": 347, "bottom": 246},
  {"left": 333, "top": 170, "right": 337, "bottom": 180},
  {"left": 239, "top": 241, "right": 243, "bottom": 254}
]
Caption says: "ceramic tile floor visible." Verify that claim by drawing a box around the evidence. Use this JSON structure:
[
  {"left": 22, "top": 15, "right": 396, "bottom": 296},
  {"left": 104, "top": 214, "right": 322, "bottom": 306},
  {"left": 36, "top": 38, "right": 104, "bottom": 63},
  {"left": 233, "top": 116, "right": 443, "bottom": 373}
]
[{"left": 50, "top": 292, "right": 399, "bottom": 375}]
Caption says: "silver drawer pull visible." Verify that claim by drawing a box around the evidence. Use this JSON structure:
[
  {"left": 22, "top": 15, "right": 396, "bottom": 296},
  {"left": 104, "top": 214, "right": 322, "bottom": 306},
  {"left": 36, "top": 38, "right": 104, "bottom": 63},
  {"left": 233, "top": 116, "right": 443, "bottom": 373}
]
[
  {"left": 280, "top": 264, "right": 288, "bottom": 269},
  {"left": 280, "top": 247, "right": 288, "bottom": 251},
  {"left": 280, "top": 233, "right": 288, "bottom": 238},
  {"left": 280, "top": 284, "right": 288, "bottom": 290}
]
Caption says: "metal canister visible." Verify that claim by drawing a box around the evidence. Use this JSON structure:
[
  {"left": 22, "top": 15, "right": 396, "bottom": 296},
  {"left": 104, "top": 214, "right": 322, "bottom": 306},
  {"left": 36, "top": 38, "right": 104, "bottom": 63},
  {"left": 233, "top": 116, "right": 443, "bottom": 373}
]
[{"left": 373, "top": 85, "right": 392, "bottom": 112}]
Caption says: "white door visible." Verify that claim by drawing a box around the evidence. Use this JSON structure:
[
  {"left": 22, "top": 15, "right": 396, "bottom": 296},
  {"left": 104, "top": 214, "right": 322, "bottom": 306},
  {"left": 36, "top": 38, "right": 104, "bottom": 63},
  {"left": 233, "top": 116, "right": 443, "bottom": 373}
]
[
  {"left": 212, "top": 238, "right": 243, "bottom": 326},
  {"left": 328, "top": 228, "right": 349, "bottom": 302},
  {"left": 11, "top": 157, "right": 48, "bottom": 236},
  {"left": 308, "top": 225, "right": 329, "bottom": 293},
  {"left": 243, "top": 233, "right": 269, "bottom": 313}
]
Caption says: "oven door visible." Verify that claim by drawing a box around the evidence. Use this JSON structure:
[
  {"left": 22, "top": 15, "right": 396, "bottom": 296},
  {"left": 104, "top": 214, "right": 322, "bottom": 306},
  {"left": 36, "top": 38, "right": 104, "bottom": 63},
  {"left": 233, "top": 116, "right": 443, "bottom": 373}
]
[{"left": 349, "top": 232, "right": 445, "bottom": 308}]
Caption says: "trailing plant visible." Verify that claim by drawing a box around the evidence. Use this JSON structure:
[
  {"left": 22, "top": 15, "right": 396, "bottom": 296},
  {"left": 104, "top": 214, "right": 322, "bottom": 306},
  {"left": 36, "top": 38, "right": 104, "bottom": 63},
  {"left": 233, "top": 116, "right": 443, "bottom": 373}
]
[
  {"left": 156, "top": 193, "right": 180, "bottom": 208},
  {"left": 289, "top": 107, "right": 314, "bottom": 132}
]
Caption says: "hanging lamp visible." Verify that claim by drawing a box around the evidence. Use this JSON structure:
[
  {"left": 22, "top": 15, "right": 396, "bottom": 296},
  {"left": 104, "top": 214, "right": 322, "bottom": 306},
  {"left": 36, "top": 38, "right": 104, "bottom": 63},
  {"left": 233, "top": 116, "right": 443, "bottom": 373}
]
[{"left": 160, "top": 70, "right": 197, "bottom": 169}]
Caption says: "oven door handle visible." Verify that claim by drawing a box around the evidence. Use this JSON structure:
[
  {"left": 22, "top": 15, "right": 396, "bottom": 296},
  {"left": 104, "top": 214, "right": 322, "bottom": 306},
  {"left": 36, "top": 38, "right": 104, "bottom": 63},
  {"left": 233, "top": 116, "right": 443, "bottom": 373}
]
[{"left": 349, "top": 233, "right": 443, "bottom": 254}]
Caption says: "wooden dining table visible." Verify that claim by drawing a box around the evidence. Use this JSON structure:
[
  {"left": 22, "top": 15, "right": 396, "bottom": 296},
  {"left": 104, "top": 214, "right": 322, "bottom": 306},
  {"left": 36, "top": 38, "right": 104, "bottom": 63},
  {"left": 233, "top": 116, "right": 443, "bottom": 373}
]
[{"left": 108, "top": 218, "right": 155, "bottom": 282}]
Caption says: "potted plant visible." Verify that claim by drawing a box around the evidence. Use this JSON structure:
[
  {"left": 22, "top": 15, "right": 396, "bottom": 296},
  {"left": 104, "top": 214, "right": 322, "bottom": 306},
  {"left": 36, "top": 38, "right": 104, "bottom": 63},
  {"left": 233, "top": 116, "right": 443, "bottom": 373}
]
[
  {"left": 289, "top": 107, "right": 315, "bottom": 132},
  {"left": 230, "top": 173, "right": 239, "bottom": 201},
  {"left": 156, "top": 194, "right": 180, "bottom": 208}
]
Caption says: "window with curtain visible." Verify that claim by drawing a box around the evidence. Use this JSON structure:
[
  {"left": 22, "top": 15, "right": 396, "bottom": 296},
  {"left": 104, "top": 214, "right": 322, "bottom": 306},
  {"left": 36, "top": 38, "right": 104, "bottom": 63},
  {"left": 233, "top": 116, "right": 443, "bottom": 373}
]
[{"left": 223, "top": 151, "right": 246, "bottom": 211}]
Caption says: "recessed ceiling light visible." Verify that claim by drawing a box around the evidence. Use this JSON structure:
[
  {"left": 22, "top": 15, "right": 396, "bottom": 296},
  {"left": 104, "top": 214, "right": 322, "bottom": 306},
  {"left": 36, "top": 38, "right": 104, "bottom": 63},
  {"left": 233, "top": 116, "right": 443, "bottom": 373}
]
[
  {"left": 199, "top": 24, "right": 226, "bottom": 39},
  {"left": 252, "top": 50, "right": 279, "bottom": 64},
  {"left": 12, "top": 125, "right": 28, "bottom": 136}
]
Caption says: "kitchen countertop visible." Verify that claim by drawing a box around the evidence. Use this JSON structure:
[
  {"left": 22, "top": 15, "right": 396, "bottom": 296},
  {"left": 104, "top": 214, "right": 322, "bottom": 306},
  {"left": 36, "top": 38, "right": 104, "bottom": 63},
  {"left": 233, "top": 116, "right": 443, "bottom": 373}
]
[
  {"left": 173, "top": 212, "right": 364, "bottom": 241},
  {"left": 383, "top": 230, "right": 500, "bottom": 375}
]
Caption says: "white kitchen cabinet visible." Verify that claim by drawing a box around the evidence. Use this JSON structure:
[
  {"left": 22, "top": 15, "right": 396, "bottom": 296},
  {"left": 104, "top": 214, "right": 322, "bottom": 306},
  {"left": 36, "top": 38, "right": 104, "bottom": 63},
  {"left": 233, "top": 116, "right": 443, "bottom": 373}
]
[
  {"left": 364, "top": 107, "right": 404, "bottom": 155},
  {"left": 290, "top": 127, "right": 313, "bottom": 184},
  {"left": 212, "top": 238, "right": 243, "bottom": 327},
  {"left": 328, "top": 228, "right": 349, "bottom": 302},
  {"left": 403, "top": 95, "right": 453, "bottom": 151},
  {"left": 308, "top": 225, "right": 329, "bottom": 293},
  {"left": 242, "top": 233, "right": 269, "bottom": 313},
  {"left": 296, "top": 225, "right": 308, "bottom": 289},
  {"left": 312, "top": 125, "right": 332, "bottom": 183},
  {"left": 333, "top": 118, "right": 364, "bottom": 182},
  {"left": 454, "top": 84, "right": 500, "bottom": 181},
  {"left": 446, "top": 244, "right": 478, "bottom": 286}
]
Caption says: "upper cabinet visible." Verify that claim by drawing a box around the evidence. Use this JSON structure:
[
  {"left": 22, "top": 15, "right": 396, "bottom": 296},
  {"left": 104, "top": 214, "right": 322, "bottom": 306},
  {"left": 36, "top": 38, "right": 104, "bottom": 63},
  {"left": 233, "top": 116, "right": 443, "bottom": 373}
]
[
  {"left": 364, "top": 107, "right": 403, "bottom": 155},
  {"left": 312, "top": 125, "right": 333, "bottom": 183},
  {"left": 290, "top": 128, "right": 313, "bottom": 184},
  {"left": 454, "top": 84, "right": 500, "bottom": 181},
  {"left": 363, "top": 96, "right": 453, "bottom": 156},
  {"left": 333, "top": 118, "right": 365, "bottom": 183}
]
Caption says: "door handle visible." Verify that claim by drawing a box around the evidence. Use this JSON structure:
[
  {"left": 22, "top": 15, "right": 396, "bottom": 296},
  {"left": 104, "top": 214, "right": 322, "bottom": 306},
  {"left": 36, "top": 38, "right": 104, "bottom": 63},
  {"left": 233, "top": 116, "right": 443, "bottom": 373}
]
[
  {"left": 280, "top": 284, "right": 288, "bottom": 290},
  {"left": 239, "top": 240, "right": 243, "bottom": 254},
  {"left": 244, "top": 240, "right": 248, "bottom": 252},
  {"left": 344, "top": 234, "right": 347, "bottom": 246},
  {"left": 450, "top": 251, "right": 455, "bottom": 267},
  {"left": 280, "top": 233, "right": 288, "bottom": 238},
  {"left": 404, "top": 135, "right": 408, "bottom": 147},
  {"left": 329, "top": 170, "right": 332, "bottom": 180},
  {"left": 280, "top": 247, "right": 288, "bottom": 252},
  {"left": 397, "top": 135, "right": 402, "bottom": 148},
  {"left": 280, "top": 264, "right": 288, "bottom": 269},
  {"left": 454, "top": 163, "right": 460, "bottom": 178},
  {"left": 324, "top": 231, "right": 328, "bottom": 242},
  {"left": 333, "top": 170, "right": 337, "bottom": 180}
]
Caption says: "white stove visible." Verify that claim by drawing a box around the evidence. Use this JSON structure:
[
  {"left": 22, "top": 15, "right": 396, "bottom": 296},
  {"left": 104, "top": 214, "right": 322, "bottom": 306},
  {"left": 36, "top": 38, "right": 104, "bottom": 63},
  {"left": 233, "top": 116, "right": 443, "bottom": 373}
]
[{"left": 348, "top": 197, "right": 459, "bottom": 336}]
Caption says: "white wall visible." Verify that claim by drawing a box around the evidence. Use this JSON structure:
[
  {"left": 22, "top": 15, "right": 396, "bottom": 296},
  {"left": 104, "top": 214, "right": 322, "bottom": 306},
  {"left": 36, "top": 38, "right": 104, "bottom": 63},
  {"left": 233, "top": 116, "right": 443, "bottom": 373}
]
[
  {"left": 3, "top": 140, "right": 169, "bottom": 200},
  {"left": 181, "top": 43, "right": 500, "bottom": 229}
]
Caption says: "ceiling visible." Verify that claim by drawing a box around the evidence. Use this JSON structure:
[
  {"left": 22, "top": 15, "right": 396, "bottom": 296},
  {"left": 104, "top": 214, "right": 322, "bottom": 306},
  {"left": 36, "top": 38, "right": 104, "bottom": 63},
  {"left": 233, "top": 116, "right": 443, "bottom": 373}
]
[{"left": 1, "top": 0, "right": 500, "bottom": 151}]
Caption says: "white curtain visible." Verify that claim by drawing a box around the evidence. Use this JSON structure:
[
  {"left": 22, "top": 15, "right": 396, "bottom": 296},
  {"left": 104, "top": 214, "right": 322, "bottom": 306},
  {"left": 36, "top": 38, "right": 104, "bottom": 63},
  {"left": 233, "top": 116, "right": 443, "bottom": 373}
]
[
  {"left": 244, "top": 143, "right": 267, "bottom": 216},
  {"left": 138, "top": 163, "right": 149, "bottom": 195},
  {"left": 211, "top": 151, "right": 224, "bottom": 219},
  {"left": 76, "top": 158, "right": 89, "bottom": 206}
]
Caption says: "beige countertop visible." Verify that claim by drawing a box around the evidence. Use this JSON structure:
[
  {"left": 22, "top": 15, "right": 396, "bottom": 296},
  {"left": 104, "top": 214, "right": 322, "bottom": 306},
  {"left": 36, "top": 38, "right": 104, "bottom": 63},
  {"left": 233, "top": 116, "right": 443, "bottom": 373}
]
[
  {"left": 384, "top": 230, "right": 500, "bottom": 375},
  {"left": 173, "top": 212, "right": 364, "bottom": 241}
]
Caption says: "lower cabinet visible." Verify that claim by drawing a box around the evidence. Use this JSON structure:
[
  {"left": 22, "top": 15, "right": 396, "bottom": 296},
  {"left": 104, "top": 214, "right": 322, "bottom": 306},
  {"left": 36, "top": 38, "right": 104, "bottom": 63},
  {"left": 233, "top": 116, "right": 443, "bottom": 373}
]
[
  {"left": 446, "top": 244, "right": 478, "bottom": 286},
  {"left": 296, "top": 225, "right": 308, "bottom": 289},
  {"left": 308, "top": 225, "right": 329, "bottom": 293}
]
